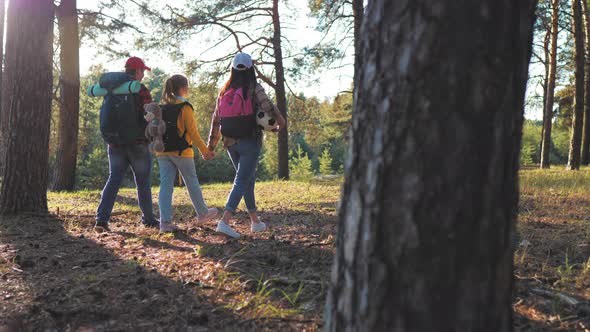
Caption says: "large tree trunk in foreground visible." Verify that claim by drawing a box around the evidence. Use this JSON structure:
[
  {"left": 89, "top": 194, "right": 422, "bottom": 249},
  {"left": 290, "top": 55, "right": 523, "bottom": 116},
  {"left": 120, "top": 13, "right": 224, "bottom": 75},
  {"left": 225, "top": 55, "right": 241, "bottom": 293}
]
[
  {"left": 0, "top": 0, "right": 4, "bottom": 120},
  {"left": 541, "top": 0, "right": 560, "bottom": 168},
  {"left": 352, "top": 0, "right": 363, "bottom": 88},
  {"left": 325, "top": 1, "right": 536, "bottom": 331},
  {"left": 582, "top": 0, "right": 590, "bottom": 165},
  {"left": 0, "top": 0, "right": 54, "bottom": 214},
  {"left": 0, "top": 0, "right": 6, "bottom": 176},
  {"left": 568, "top": 0, "right": 585, "bottom": 170},
  {"left": 272, "top": 0, "right": 289, "bottom": 180},
  {"left": 52, "top": 0, "right": 80, "bottom": 191}
]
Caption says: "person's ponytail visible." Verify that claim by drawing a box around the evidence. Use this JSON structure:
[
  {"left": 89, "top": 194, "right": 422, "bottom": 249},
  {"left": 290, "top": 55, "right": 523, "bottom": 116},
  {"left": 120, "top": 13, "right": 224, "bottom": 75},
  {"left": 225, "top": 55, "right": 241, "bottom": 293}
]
[
  {"left": 161, "top": 74, "right": 189, "bottom": 104},
  {"left": 162, "top": 78, "right": 175, "bottom": 104}
]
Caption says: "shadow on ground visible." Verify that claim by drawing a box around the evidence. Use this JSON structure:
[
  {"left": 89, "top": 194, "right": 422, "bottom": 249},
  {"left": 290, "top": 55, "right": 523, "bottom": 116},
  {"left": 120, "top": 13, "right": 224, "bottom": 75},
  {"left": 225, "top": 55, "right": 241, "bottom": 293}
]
[{"left": 0, "top": 213, "right": 329, "bottom": 331}]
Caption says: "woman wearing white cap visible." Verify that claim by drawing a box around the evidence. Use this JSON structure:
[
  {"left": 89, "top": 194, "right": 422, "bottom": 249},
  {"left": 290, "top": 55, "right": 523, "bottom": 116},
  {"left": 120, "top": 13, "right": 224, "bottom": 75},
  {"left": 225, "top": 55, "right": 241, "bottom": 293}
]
[{"left": 207, "top": 52, "right": 286, "bottom": 238}]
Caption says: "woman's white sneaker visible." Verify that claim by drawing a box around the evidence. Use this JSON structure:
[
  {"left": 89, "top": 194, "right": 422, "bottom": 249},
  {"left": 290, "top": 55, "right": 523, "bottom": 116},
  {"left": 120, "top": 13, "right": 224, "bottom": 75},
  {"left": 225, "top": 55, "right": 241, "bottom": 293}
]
[
  {"left": 216, "top": 221, "right": 240, "bottom": 239},
  {"left": 196, "top": 208, "right": 219, "bottom": 225},
  {"left": 251, "top": 220, "right": 266, "bottom": 233}
]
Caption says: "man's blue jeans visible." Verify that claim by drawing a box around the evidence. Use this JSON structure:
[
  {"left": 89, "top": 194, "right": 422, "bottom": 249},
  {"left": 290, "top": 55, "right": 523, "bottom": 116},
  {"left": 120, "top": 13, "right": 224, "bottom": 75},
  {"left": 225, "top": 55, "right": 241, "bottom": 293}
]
[
  {"left": 96, "top": 144, "right": 156, "bottom": 225},
  {"left": 225, "top": 137, "right": 261, "bottom": 213}
]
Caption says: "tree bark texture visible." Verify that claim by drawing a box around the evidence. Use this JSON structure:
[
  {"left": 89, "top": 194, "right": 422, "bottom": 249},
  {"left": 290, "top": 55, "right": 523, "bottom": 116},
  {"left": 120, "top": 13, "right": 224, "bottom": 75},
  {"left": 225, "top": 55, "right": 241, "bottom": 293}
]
[
  {"left": 581, "top": 0, "right": 590, "bottom": 165},
  {"left": 539, "top": 28, "right": 549, "bottom": 150},
  {"left": 568, "top": 0, "right": 585, "bottom": 170},
  {"left": 541, "top": 0, "right": 560, "bottom": 169},
  {"left": 272, "top": 0, "right": 289, "bottom": 180},
  {"left": 0, "top": 0, "right": 4, "bottom": 121},
  {"left": 0, "top": 0, "right": 6, "bottom": 175},
  {"left": 352, "top": 0, "right": 363, "bottom": 88},
  {"left": 325, "top": 0, "right": 536, "bottom": 331},
  {"left": 51, "top": 0, "right": 80, "bottom": 191},
  {"left": 0, "top": 0, "right": 54, "bottom": 214}
]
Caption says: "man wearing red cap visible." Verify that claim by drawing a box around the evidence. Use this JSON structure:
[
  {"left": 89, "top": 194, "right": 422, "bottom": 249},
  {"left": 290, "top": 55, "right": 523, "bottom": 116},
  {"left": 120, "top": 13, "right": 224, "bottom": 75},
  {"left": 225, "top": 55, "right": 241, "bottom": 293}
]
[
  {"left": 125, "top": 56, "right": 152, "bottom": 109},
  {"left": 95, "top": 56, "right": 157, "bottom": 232}
]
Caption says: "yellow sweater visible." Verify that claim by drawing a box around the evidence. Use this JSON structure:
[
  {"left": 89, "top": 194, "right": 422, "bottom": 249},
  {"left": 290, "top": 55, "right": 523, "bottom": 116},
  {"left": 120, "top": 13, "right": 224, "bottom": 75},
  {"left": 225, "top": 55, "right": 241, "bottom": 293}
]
[{"left": 156, "top": 99, "right": 208, "bottom": 158}]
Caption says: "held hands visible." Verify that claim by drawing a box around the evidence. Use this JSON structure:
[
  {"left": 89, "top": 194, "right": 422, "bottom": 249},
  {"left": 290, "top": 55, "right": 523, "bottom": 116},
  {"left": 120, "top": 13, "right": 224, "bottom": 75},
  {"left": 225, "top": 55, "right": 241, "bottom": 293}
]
[{"left": 203, "top": 150, "right": 216, "bottom": 161}]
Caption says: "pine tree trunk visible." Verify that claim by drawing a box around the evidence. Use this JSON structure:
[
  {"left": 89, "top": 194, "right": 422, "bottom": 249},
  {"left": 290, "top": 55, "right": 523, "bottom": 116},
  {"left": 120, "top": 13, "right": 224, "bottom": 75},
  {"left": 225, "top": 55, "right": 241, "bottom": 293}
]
[
  {"left": 0, "top": 0, "right": 54, "bottom": 214},
  {"left": 568, "top": 0, "right": 585, "bottom": 170},
  {"left": 272, "top": 0, "right": 289, "bottom": 180},
  {"left": 541, "top": 0, "right": 560, "bottom": 169},
  {"left": 352, "top": 0, "right": 363, "bottom": 87},
  {"left": 582, "top": 0, "right": 590, "bottom": 165},
  {"left": 0, "top": 0, "right": 6, "bottom": 176},
  {"left": 325, "top": 0, "right": 536, "bottom": 330},
  {"left": 543, "top": 29, "right": 550, "bottom": 115},
  {"left": 540, "top": 28, "right": 550, "bottom": 153},
  {"left": 0, "top": 0, "right": 4, "bottom": 117},
  {"left": 51, "top": 0, "right": 80, "bottom": 191}
]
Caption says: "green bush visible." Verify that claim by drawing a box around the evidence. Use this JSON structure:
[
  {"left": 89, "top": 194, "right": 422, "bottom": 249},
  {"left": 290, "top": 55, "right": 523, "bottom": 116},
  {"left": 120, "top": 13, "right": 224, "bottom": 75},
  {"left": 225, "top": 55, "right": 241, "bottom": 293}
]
[
  {"left": 261, "top": 134, "right": 279, "bottom": 179},
  {"left": 76, "top": 144, "right": 109, "bottom": 189},
  {"left": 520, "top": 143, "right": 536, "bottom": 165},
  {"left": 193, "top": 149, "right": 237, "bottom": 183},
  {"left": 290, "top": 144, "right": 314, "bottom": 181},
  {"left": 319, "top": 148, "right": 333, "bottom": 175},
  {"left": 518, "top": 119, "right": 571, "bottom": 166}
]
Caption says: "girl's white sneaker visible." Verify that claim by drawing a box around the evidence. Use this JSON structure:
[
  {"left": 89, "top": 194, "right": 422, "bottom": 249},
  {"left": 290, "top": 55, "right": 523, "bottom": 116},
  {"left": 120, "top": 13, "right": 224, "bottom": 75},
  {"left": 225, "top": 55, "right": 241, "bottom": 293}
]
[
  {"left": 216, "top": 221, "right": 240, "bottom": 239},
  {"left": 251, "top": 220, "right": 266, "bottom": 233}
]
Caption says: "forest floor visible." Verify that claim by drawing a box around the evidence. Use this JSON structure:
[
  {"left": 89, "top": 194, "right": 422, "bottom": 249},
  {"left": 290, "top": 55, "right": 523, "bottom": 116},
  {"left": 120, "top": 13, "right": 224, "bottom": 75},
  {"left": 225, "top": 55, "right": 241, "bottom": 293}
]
[
  {"left": 515, "top": 167, "right": 590, "bottom": 331},
  {"left": 2, "top": 169, "right": 590, "bottom": 331},
  {"left": 0, "top": 179, "right": 340, "bottom": 331}
]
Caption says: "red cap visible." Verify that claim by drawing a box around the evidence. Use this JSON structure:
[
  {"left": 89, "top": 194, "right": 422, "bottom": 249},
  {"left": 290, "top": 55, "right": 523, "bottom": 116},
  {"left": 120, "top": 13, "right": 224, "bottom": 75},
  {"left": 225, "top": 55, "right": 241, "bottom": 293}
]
[{"left": 125, "top": 56, "right": 151, "bottom": 71}]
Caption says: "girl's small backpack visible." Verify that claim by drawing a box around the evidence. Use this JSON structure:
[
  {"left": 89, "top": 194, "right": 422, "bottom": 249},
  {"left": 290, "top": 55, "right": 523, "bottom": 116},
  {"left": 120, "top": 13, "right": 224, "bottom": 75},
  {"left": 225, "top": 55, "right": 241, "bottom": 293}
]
[{"left": 218, "top": 87, "right": 257, "bottom": 139}]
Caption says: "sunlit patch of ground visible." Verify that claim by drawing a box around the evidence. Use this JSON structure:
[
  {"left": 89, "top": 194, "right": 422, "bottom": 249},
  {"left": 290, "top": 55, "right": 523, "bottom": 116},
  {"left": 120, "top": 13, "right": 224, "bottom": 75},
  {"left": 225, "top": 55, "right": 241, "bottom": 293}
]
[{"left": 515, "top": 167, "right": 590, "bottom": 331}]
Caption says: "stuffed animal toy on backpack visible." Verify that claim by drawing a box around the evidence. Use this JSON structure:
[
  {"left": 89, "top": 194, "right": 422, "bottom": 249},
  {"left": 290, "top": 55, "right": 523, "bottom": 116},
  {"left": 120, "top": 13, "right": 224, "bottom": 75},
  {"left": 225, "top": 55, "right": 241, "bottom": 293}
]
[{"left": 144, "top": 103, "right": 166, "bottom": 153}]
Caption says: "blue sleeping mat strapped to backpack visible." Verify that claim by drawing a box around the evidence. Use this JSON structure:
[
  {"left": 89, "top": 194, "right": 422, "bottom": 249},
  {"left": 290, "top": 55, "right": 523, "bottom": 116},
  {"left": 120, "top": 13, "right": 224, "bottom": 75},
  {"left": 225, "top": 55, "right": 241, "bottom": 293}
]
[{"left": 98, "top": 72, "right": 142, "bottom": 145}]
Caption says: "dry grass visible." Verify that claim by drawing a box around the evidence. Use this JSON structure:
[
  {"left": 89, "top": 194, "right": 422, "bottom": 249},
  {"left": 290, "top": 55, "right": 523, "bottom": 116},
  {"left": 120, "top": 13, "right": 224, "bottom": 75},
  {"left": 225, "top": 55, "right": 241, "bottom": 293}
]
[
  {"left": 3, "top": 167, "right": 590, "bottom": 330},
  {"left": 1, "top": 179, "right": 341, "bottom": 331},
  {"left": 516, "top": 166, "right": 590, "bottom": 331}
]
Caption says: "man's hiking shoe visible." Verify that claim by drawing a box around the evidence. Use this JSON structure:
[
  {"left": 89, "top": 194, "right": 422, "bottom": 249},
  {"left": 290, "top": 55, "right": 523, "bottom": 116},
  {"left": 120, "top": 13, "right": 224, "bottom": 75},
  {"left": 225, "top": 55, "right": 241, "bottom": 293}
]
[
  {"left": 196, "top": 208, "right": 220, "bottom": 225},
  {"left": 142, "top": 222, "right": 159, "bottom": 229},
  {"left": 94, "top": 222, "right": 110, "bottom": 233},
  {"left": 160, "top": 221, "right": 181, "bottom": 233},
  {"left": 216, "top": 221, "right": 240, "bottom": 239},
  {"left": 251, "top": 219, "right": 266, "bottom": 233}
]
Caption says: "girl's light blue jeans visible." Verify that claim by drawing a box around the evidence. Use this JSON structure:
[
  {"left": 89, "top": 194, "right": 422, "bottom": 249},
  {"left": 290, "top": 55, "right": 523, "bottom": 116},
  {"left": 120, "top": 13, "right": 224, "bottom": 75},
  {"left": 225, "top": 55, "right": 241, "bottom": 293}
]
[
  {"left": 157, "top": 155, "right": 209, "bottom": 222},
  {"left": 225, "top": 137, "right": 261, "bottom": 214}
]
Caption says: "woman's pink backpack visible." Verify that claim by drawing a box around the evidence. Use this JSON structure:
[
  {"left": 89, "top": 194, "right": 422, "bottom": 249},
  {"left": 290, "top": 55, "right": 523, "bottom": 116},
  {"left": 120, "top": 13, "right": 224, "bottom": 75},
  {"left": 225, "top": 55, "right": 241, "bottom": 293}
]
[{"left": 218, "top": 87, "right": 257, "bottom": 139}]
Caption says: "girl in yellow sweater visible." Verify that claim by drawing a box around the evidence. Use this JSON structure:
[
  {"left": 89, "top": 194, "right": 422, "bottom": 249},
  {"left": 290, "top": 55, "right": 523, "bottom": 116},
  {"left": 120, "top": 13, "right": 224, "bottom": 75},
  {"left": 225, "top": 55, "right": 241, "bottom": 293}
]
[{"left": 157, "top": 74, "right": 218, "bottom": 232}]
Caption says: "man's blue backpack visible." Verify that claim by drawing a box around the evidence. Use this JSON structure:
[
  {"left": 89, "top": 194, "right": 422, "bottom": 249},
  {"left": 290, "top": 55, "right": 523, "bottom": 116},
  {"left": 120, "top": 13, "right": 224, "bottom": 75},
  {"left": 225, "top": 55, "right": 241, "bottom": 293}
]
[{"left": 98, "top": 72, "right": 142, "bottom": 145}]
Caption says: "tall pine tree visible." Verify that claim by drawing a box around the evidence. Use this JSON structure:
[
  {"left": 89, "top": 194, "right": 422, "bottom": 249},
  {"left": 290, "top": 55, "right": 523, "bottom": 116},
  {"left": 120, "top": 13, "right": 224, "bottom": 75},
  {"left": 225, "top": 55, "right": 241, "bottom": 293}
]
[
  {"left": 52, "top": 0, "right": 80, "bottom": 191},
  {"left": 567, "top": 0, "right": 585, "bottom": 170},
  {"left": 540, "top": 0, "right": 560, "bottom": 168},
  {"left": 325, "top": 0, "right": 536, "bottom": 329},
  {"left": 0, "top": 0, "right": 54, "bottom": 213}
]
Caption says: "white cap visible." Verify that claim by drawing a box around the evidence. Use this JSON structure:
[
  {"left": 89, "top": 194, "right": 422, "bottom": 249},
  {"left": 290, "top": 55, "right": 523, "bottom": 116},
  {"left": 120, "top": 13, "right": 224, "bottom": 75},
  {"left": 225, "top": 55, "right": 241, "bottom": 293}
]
[{"left": 232, "top": 52, "right": 253, "bottom": 71}]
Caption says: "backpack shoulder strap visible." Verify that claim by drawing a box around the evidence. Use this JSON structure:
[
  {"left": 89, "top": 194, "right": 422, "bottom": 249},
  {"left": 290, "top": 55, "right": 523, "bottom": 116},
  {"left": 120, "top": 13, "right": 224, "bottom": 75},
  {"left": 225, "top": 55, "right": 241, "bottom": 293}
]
[{"left": 176, "top": 102, "right": 193, "bottom": 136}]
